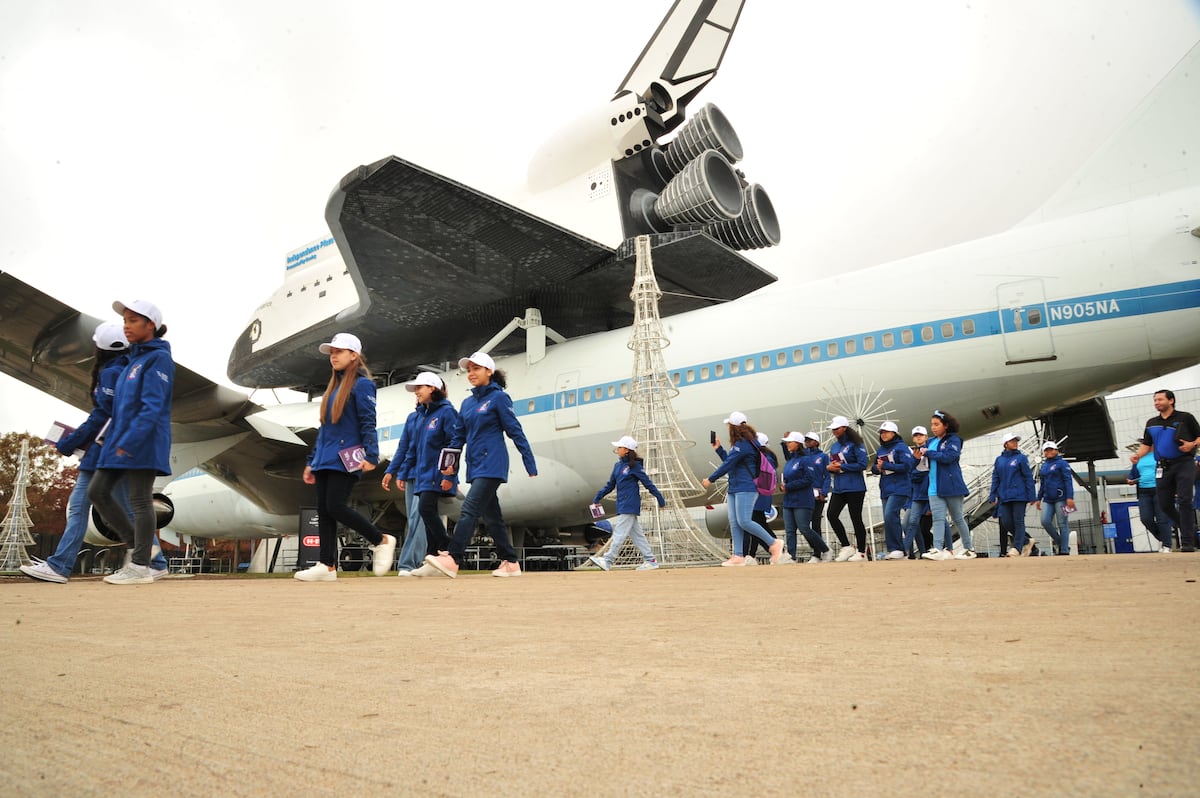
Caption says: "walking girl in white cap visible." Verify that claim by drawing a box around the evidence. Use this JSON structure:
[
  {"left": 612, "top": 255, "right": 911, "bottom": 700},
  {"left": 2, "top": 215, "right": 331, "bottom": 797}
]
[
  {"left": 588, "top": 435, "right": 666, "bottom": 571},
  {"left": 295, "top": 333, "right": 396, "bottom": 581}
]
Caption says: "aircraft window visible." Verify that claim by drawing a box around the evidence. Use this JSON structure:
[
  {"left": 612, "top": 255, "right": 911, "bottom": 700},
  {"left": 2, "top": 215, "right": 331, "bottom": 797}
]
[
  {"left": 286, "top": 291, "right": 293, "bottom": 298},
  {"left": 810, "top": 345, "right": 820, "bottom": 361},
  {"left": 775, "top": 351, "right": 785, "bottom": 367},
  {"left": 921, "top": 326, "right": 934, "bottom": 342},
  {"left": 792, "top": 348, "right": 804, "bottom": 363},
  {"left": 845, "top": 339, "right": 857, "bottom": 355},
  {"left": 319, "top": 290, "right": 326, "bottom": 299},
  {"left": 620, "top": 382, "right": 630, "bottom": 396},
  {"left": 607, "top": 385, "right": 615, "bottom": 398},
  {"left": 882, "top": 332, "right": 894, "bottom": 348},
  {"left": 715, "top": 363, "right": 725, "bottom": 377},
  {"left": 300, "top": 285, "right": 307, "bottom": 292},
  {"left": 583, "top": 389, "right": 591, "bottom": 402},
  {"left": 326, "top": 276, "right": 333, "bottom": 282},
  {"left": 730, "top": 361, "right": 740, "bottom": 375},
  {"left": 1028, "top": 308, "right": 1042, "bottom": 325},
  {"left": 565, "top": 392, "right": 577, "bottom": 406},
  {"left": 962, "top": 319, "right": 976, "bottom": 335},
  {"left": 864, "top": 336, "right": 875, "bottom": 352},
  {"left": 826, "top": 342, "right": 838, "bottom": 357},
  {"left": 701, "top": 367, "right": 710, "bottom": 380},
  {"left": 744, "top": 358, "right": 755, "bottom": 372},
  {"left": 941, "top": 322, "right": 954, "bottom": 339},
  {"left": 686, "top": 369, "right": 695, "bottom": 383},
  {"left": 672, "top": 372, "right": 681, "bottom": 385},
  {"left": 762, "top": 354, "right": 772, "bottom": 369},
  {"left": 901, "top": 329, "right": 914, "bottom": 345},
  {"left": 528, "top": 400, "right": 536, "bottom": 412}
]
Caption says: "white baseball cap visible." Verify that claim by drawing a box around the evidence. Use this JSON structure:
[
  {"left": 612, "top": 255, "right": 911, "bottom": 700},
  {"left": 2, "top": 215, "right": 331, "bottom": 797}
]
[
  {"left": 879, "top": 421, "right": 899, "bottom": 434},
  {"left": 782, "top": 431, "right": 807, "bottom": 444},
  {"left": 112, "top": 299, "right": 163, "bottom": 329},
  {"left": 458, "top": 351, "right": 496, "bottom": 372},
  {"left": 828, "top": 416, "right": 850, "bottom": 430},
  {"left": 92, "top": 322, "right": 129, "bottom": 351},
  {"left": 318, "top": 332, "right": 362, "bottom": 354},
  {"left": 1001, "top": 431, "right": 1021, "bottom": 445},
  {"left": 612, "top": 435, "right": 638, "bottom": 450},
  {"left": 911, "top": 425, "right": 928, "bottom": 436},
  {"left": 804, "top": 431, "right": 822, "bottom": 443},
  {"left": 723, "top": 411, "right": 748, "bottom": 425},
  {"left": 756, "top": 432, "right": 769, "bottom": 446},
  {"left": 1042, "top": 440, "right": 1059, "bottom": 451},
  {"left": 404, "top": 371, "right": 444, "bottom": 392}
]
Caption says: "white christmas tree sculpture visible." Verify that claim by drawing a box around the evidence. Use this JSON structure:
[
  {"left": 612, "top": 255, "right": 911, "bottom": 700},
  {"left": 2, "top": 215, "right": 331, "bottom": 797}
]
[{"left": 0, "top": 439, "right": 36, "bottom": 573}]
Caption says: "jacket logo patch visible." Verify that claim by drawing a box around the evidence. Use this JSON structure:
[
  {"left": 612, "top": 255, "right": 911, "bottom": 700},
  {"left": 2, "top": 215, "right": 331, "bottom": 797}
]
[
  {"left": 477, "top": 401, "right": 491, "bottom": 413},
  {"left": 427, "top": 418, "right": 439, "bottom": 430},
  {"left": 126, "top": 364, "right": 142, "bottom": 380}
]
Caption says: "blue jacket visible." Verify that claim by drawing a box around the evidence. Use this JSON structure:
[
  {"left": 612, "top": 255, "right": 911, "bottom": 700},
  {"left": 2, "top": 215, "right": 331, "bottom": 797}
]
[
  {"left": 401, "top": 398, "right": 462, "bottom": 495},
  {"left": 59, "top": 355, "right": 126, "bottom": 473},
  {"left": 925, "top": 433, "right": 969, "bottom": 498},
  {"left": 1038, "top": 456, "right": 1075, "bottom": 502},
  {"left": 384, "top": 407, "right": 422, "bottom": 480},
  {"left": 871, "top": 438, "right": 914, "bottom": 499},
  {"left": 781, "top": 455, "right": 817, "bottom": 510},
  {"left": 593, "top": 457, "right": 666, "bottom": 515},
  {"left": 829, "top": 435, "right": 867, "bottom": 494},
  {"left": 1127, "top": 454, "right": 1158, "bottom": 490},
  {"left": 909, "top": 443, "right": 931, "bottom": 500},
  {"left": 97, "top": 338, "right": 174, "bottom": 475},
  {"left": 307, "top": 372, "right": 379, "bottom": 472},
  {"left": 707, "top": 439, "right": 760, "bottom": 494},
  {"left": 451, "top": 382, "right": 537, "bottom": 482},
  {"left": 802, "top": 447, "right": 831, "bottom": 497},
  {"left": 989, "top": 448, "right": 1035, "bottom": 503}
]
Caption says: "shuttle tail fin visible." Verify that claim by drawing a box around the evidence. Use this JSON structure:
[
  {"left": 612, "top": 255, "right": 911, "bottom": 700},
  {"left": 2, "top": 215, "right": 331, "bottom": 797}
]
[{"left": 1020, "top": 42, "right": 1200, "bottom": 225}]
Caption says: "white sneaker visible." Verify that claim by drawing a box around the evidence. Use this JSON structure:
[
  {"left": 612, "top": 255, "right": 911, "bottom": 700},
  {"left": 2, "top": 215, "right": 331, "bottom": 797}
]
[
  {"left": 1158, "top": 546, "right": 1172, "bottom": 554},
  {"left": 636, "top": 560, "right": 659, "bottom": 571},
  {"left": 410, "top": 563, "right": 438, "bottom": 577},
  {"left": 883, "top": 550, "right": 906, "bottom": 560},
  {"left": 846, "top": 550, "right": 865, "bottom": 562},
  {"left": 744, "top": 556, "right": 759, "bottom": 566},
  {"left": 395, "top": 569, "right": 414, "bottom": 577},
  {"left": 150, "top": 566, "right": 169, "bottom": 581},
  {"left": 20, "top": 561, "right": 68, "bottom": 583},
  {"left": 104, "top": 563, "right": 154, "bottom": 585},
  {"left": 370, "top": 534, "right": 396, "bottom": 576},
  {"left": 820, "top": 550, "right": 834, "bottom": 562},
  {"left": 588, "top": 555, "right": 611, "bottom": 571},
  {"left": 921, "top": 548, "right": 948, "bottom": 561},
  {"left": 834, "top": 546, "right": 855, "bottom": 562},
  {"left": 954, "top": 549, "right": 977, "bottom": 560},
  {"left": 1008, "top": 547, "right": 1020, "bottom": 558},
  {"left": 294, "top": 563, "right": 336, "bottom": 582},
  {"left": 806, "top": 555, "right": 822, "bottom": 564}
]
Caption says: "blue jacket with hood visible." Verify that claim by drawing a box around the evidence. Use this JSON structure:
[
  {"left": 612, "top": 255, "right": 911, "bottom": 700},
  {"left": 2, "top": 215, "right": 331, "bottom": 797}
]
[
  {"left": 829, "top": 434, "right": 867, "bottom": 493},
  {"left": 871, "top": 438, "right": 914, "bottom": 499},
  {"left": 384, "top": 406, "right": 422, "bottom": 481},
  {"left": 307, "top": 371, "right": 379, "bottom": 472},
  {"left": 401, "top": 397, "right": 462, "bottom": 495},
  {"left": 781, "top": 454, "right": 817, "bottom": 510},
  {"left": 989, "top": 448, "right": 1035, "bottom": 503},
  {"left": 594, "top": 456, "right": 666, "bottom": 515},
  {"left": 97, "top": 338, "right": 174, "bottom": 475},
  {"left": 707, "top": 439, "right": 760, "bottom": 494},
  {"left": 924, "top": 433, "right": 969, "bottom": 498},
  {"left": 450, "top": 381, "right": 537, "bottom": 482},
  {"left": 1037, "top": 455, "right": 1075, "bottom": 502},
  {"left": 59, "top": 355, "right": 127, "bottom": 472}
]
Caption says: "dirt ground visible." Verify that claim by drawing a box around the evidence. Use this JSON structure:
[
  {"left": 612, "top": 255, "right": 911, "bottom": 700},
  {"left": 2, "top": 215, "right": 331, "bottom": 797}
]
[{"left": 1, "top": 555, "right": 1197, "bottom": 797}]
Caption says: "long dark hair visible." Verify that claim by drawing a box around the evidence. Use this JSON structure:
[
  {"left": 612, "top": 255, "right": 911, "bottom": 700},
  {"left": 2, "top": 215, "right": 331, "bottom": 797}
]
[
  {"left": 320, "top": 353, "right": 374, "bottom": 425},
  {"left": 726, "top": 422, "right": 758, "bottom": 446},
  {"left": 88, "top": 349, "right": 126, "bottom": 408},
  {"left": 837, "top": 426, "right": 864, "bottom": 446},
  {"left": 621, "top": 449, "right": 644, "bottom": 465},
  {"left": 931, "top": 409, "right": 960, "bottom": 435},
  {"left": 490, "top": 368, "right": 507, "bottom": 389}
]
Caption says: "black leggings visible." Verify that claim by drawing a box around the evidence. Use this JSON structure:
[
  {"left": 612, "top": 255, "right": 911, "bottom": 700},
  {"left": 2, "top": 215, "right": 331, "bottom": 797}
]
[
  {"left": 314, "top": 469, "right": 383, "bottom": 567},
  {"left": 89, "top": 468, "right": 157, "bottom": 567},
  {"left": 827, "top": 491, "right": 867, "bottom": 551}
]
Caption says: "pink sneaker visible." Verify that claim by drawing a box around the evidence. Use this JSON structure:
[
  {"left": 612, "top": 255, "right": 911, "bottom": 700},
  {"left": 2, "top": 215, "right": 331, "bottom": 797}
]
[
  {"left": 425, "top": 552, "right": 459, "bottom": 579},
  {"left": 720, "top": 556, "right": 747, "bottom": 567},
  {"left": 492, "top": 560, "right": 522, "bottom": 578}
]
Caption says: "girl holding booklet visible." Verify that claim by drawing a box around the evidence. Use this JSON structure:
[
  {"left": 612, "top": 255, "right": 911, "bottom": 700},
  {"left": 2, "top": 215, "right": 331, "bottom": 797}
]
[
  {"left": 826, "top": 416, "right": 869, "bottom": 561},
  {"left": 587, "top": 435, "right": 665, "bottom": 571},
  {"left": 397, "top": 371, "right": 462, "bottom": 570},
  {"left": 426, "top": 351, "right": 538, "bottom": 578},
  {"left": 295, "top": 333, "right": 395, "bottom": 581},
  {"left": 872, "top": 421, "right": 915, "bottom": 560}
]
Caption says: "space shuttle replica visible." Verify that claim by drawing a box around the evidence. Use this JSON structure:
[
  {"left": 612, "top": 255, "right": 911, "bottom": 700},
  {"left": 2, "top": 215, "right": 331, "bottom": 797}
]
[{"left": 226, "top": 0, "right": 779, "bottom": 392}]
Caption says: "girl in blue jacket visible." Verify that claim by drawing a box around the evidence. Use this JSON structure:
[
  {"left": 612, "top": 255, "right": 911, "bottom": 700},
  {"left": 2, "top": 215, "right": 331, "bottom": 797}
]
[
  {"left": 826, "top": 416, "right": 868, "bottom": 561},
  {"left": 399, "top": 371, "right": 462, "bottom": 570},
  {"left": 781, "top": 431, "right": 829, "bottom": 562},
  {"left": 295, "top": 333, "right": 395, "bottom": 581},
  {"left": 88, "top": 301, "right": 177, "bottom": 585},
  {"left": 1037, "top": 440, "right": 1076, "bottom": 555},
  {"left": 872, "top": 421, "right": 914, "bottom": 559},
  {"left": 588, "top": 435, "right": 666, "bottom": 571},
  {"left": 701, "top": 411, "right": 788, "bottom": 566},
  {"left": 918, "top": 410, "right": 975, "bottom": 560},
  {"left": 427, "top": 351, "right": 537, "bottom": 579},
  {"left": 901, "top": 426, "right": 932, "bottom": 558},
  {"left": 988, "top": 432, "right": 1036, "bottom": 556},
  {"left": 23, "top": 324, "right": 167, "bottom": 582}
]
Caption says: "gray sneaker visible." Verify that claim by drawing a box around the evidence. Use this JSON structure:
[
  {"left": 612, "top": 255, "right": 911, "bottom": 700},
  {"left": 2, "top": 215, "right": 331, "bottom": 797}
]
[
  {"left": 588, "top": 555, "right": 611, "bottom": 571},
  {"left": 636, "top": 560, "right": 659, "bottom": 571},
  {"left": 104, "top": 564, "right": 154, "bottom": 585}
]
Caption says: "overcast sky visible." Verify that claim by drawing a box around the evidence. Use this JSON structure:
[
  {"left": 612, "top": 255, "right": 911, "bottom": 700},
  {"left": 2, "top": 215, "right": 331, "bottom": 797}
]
[{"left": 1, "top": 0, "right": 1198, "bottom": 435}]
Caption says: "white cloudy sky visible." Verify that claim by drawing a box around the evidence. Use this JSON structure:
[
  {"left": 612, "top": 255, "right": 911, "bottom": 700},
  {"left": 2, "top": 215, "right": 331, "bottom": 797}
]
[{"left": 1, "top": 0, "right": 1198, "bottom": 434}]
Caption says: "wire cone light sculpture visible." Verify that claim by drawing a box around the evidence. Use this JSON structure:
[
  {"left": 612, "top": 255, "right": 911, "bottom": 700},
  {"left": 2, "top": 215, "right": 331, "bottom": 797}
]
[
  {"left": 596, "top": 235, "right": 730, "bottom": 567},
  {"left": 0, "top": 439, "right": 37, "bottom": 573}
]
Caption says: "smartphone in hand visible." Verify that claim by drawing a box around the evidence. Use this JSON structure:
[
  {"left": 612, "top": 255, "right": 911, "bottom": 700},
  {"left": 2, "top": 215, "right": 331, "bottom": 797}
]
[{"left": 710, "top": 430, "right": 717, "bottom": 445}]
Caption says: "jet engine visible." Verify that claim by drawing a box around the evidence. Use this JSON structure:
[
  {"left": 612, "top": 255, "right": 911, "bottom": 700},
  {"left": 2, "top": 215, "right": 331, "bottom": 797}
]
[{"left": 83, "top": 493, "right": 176, "bottom": 546}]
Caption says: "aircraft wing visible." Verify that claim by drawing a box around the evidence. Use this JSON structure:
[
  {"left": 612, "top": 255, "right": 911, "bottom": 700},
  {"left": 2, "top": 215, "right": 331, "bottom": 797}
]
[
  {"left": 0, "top": 271, "right": 311, "bottom": 515},
  {"left": 228, "top": 156, "right": 776, "bottom": 391}
]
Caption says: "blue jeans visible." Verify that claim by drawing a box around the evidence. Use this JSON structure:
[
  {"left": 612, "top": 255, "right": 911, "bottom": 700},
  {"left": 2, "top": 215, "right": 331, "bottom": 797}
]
[
  {"left": 929, "top": 494, "right": 972, "bottom": 551},
  {"left": 727, "top": 491, "right": 775, "bottom": 556},
  {"left": 902, "top": 499, "right": 929, "bottom": 555},
  {"left": 603, "top": 514, "right": 655, "bottom": 564},
  {"left": 448, "top": 478, "right": 517, "bottom": 565},
  {"left": 997, "top": 501, "right": 1029, "bottom": 553},
  {"left": 54, "top": 471, "right": 166, "bottom": 576},
  {"left": 1041, "top": 500, "right": 1070, "bottom": 554},
  {"left": 1136, "top": 488, "right": 1174, "bottom": 548},
  {"left": 399, "top": 489, "right": 428, "bottom": 570},
  {"left": 783, "top": 506, "right": 826, "bottom": 559},
  {"left": 882, "top": 493, "right": 907, "bottom": 552}
]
